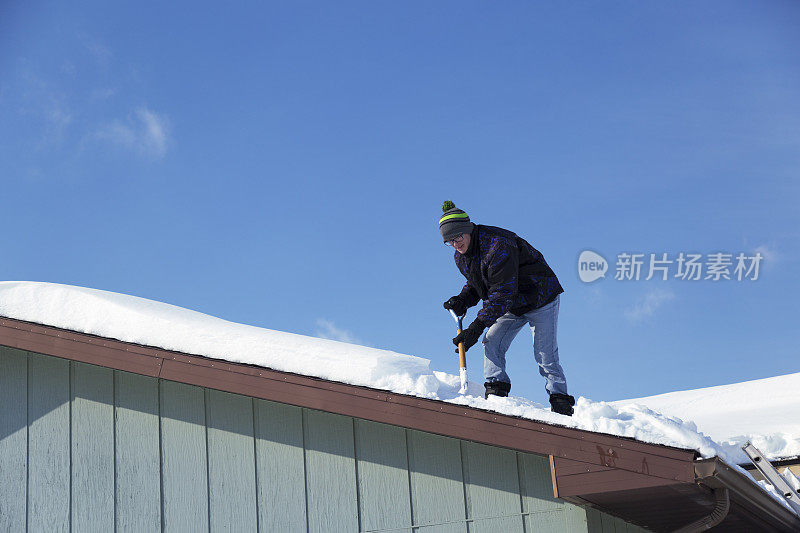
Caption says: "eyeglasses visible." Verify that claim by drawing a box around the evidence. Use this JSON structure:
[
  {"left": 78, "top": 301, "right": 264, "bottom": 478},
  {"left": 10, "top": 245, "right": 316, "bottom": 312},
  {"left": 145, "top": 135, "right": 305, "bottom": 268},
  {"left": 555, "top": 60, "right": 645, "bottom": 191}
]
[{"left": 444, "top": 234, "right": 466, "bottom": 247}]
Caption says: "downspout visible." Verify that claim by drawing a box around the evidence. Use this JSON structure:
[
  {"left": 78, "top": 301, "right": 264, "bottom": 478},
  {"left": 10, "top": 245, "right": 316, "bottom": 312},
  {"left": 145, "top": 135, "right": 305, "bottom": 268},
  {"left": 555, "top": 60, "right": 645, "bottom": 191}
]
[{"left": 671, "top": 487, "right": 730, "bottom": 533}]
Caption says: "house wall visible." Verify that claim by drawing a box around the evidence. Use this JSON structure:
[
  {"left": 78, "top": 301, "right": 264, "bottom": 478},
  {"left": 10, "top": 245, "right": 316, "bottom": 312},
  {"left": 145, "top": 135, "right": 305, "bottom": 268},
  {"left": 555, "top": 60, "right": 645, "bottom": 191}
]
[{"left": 0, "top": 346, "right": 646, "bottom": 532}]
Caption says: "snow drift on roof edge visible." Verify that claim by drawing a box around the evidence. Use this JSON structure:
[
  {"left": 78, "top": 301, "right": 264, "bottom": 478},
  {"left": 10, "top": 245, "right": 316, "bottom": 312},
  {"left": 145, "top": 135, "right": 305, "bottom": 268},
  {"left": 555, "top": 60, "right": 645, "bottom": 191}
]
[
  {"left": 0, "top": 281, "right": 757, "bottom": 463},
  {"left": 0, "top": 281, "right": 441, "bottom": 397},
  {"left": 615, "top": 374, "right": 800, "bottom": 463}
]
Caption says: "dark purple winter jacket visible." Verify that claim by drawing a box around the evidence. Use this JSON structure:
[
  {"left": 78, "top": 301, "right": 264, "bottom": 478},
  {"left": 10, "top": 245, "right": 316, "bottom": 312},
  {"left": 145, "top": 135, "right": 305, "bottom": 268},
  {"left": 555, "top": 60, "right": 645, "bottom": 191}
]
[{"left": 455, "top": 225, "right": 564, "bottom": 327}]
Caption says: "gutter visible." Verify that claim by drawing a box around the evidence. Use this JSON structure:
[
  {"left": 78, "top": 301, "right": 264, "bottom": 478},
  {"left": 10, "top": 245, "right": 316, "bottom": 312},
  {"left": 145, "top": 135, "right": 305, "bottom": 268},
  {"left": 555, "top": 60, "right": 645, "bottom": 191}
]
[
  {"left": 690, "top": 457, "right": 800, "bottom": 532},
  {"left": 671, "top": 487, "right": 729, "bottom": 533}
]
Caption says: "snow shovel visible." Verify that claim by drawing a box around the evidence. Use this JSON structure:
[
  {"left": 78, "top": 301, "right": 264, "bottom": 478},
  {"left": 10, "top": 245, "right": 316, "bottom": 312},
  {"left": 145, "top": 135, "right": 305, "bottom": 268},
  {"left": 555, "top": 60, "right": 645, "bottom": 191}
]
[{"left": 449, "top": 309, "right": 469, "bottom": 394}]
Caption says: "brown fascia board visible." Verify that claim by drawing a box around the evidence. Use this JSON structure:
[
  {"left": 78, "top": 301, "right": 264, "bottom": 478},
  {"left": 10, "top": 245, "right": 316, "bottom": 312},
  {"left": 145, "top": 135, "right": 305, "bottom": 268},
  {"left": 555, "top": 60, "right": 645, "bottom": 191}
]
[
  {"left": 551, "top": 456, "right": 683, "bottom": 498},
  {"left": 0, "top": 315, "right": 696, "bottom": 492},
  {"left": 695, "top": 457, "right": 800, "bottom": 531}
]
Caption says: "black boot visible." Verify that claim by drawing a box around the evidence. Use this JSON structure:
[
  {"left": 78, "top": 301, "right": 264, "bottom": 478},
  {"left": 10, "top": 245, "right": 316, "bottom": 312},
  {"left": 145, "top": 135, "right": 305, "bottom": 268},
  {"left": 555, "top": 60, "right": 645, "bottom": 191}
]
[
  {"left": 549, "top": 393, "right": 575, "bottom": 416},
  {"left": 484, "top": 381, "right": 511, "bottom": 399}
]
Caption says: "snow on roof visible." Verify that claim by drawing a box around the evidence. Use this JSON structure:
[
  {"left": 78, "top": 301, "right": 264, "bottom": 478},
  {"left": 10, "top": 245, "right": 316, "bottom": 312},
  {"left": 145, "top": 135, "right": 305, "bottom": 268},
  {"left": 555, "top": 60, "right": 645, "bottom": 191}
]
[
  {"left": 615, "top": 374, "right": 800, "bottom": 463},
  {"left": 0, "top": 281, "right": 759, "bottom": 463}
]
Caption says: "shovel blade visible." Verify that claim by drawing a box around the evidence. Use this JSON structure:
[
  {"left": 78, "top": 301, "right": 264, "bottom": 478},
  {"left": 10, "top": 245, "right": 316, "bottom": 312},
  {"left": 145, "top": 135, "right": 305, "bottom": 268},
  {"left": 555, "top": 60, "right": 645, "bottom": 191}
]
[{"left": 459, "top": 368, "right": 469, "bottom": 394}]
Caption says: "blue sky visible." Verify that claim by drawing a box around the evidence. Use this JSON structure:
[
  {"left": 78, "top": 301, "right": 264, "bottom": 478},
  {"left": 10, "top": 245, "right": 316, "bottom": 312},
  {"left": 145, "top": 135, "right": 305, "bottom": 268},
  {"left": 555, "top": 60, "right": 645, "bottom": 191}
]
[{"left": 1, "top": 1, "right": 798, "bottom": 403}]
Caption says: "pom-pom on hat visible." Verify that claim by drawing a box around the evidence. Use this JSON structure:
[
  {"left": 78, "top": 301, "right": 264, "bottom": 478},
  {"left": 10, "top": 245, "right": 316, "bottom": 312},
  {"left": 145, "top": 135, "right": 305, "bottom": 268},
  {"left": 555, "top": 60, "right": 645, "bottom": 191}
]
[{"left": 439, "top": 200, "right": 474, "bottom": 242}]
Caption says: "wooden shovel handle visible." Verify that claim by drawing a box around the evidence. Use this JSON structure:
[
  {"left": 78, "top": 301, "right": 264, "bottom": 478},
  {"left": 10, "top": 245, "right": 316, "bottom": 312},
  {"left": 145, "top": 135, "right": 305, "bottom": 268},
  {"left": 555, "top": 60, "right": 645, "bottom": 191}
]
[{"left": 456, "top": 328, "right": 466, "bottom": 368}]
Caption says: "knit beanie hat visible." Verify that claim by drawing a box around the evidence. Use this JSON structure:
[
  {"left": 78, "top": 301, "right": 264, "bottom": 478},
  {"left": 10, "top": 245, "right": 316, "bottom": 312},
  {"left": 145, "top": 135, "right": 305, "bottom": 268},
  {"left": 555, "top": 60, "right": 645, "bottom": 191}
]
[{"left": 439, "top": 200, "right": 475, "bottom": 242}]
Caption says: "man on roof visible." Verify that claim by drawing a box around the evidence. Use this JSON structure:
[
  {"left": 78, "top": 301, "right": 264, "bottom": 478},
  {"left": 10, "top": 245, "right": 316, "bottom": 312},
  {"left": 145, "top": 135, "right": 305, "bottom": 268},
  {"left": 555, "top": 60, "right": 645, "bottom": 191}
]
[{"left": 439, "top": 201, "right": 576, "bottom": 416}]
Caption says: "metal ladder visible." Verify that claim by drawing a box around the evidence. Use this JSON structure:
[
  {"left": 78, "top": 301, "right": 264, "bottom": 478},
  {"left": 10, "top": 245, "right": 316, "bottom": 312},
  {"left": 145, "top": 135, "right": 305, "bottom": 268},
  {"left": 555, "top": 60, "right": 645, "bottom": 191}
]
[{"left": 742, "top": 441, "right": 800, "bottom": 517}]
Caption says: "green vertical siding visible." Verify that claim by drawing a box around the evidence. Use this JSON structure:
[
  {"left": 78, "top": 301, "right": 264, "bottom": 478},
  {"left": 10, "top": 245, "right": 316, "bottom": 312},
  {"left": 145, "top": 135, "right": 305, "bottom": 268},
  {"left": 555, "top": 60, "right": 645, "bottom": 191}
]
[
  {"left": 407, "top": 430, "right": 467, "bottom": 533},
  {"left": 27, "top": 353, "right": 70, "bottom": 533},
  {"left": 206, "top": 389, "right": 258, "bottom": 531},
  {"left": 71, "top": 362, "right": 115, "bottom": 532},
  {"left": 517, "top": 451, "right": 591, "bottom": 531},
  {"left": 115, "top": 371, "right": 161, "bottom": 531},
  {"left": 462, "top": 441, "right": 524, "bottom": 533},
  {"left": 562, "top": 503, "right": 591, "bottom": 531},
  {"left": 254, "top": 399, "right": 307, "bottom": 532},
  {"left": 0, "top": 346, "right": 27, "bottom": 531},
  {"left": 518, "top": 451, "right": 559, "bottom": 512},
  {"left": 601, "top": 511, "right": 620, "bottom": 532},
  {"left": 0, "top": 347, "right": 650, "bottom": 532},
  {"left": 354, "top": 419, "right": 412, "bottom": 533},
  {"left": 585, "top": 508, "right": 650, "bottom": 533},
  {"left": 160, "top": 379, "right": 209, "bottom": 532},
  {"left": 304, "top": 410, "right": 360, "bottom": 533}
]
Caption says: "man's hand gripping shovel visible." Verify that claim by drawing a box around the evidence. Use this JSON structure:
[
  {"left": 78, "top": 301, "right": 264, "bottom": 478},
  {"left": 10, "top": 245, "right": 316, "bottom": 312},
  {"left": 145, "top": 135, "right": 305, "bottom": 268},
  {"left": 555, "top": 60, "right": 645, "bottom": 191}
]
[{"left": 449, "top": 309, "right": 469, "bottom": 394}]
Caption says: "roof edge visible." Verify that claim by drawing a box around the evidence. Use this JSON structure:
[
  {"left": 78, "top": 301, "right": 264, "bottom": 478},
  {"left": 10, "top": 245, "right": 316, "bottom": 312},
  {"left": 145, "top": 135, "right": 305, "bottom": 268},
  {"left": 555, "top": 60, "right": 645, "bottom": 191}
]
[{"left": 0, "top": 315, "right": 696, "bottom": 485}]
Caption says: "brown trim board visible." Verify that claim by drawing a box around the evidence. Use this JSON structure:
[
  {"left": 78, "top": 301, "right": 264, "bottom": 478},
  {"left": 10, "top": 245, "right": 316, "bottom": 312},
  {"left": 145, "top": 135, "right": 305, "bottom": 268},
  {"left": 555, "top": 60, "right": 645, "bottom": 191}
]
[
  {"left": 552, "top": 457, "right": 679, "bottom": 498},
  {"left": 0, "top": 316, "right": 696, "bottom": 493}
]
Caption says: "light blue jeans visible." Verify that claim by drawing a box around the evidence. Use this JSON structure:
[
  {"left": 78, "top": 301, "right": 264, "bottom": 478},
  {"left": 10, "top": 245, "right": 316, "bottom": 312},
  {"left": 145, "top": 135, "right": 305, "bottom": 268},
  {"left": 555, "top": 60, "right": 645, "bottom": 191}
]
[{"left": 482, "top": 295, "right": 567, "bottom": 395}]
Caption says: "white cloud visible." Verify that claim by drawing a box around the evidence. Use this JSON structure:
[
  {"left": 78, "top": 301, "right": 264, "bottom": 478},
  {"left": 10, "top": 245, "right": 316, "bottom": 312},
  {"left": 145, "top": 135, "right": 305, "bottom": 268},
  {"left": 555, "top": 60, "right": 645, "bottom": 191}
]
[
  {"left": 315, "top": 319, "right": 363, "bottom": 345},
  {"left": 138, "top": 109, "right": 168, "bottom": 155},
  {"left": 624, "top": 288, "right": 676, "bottom": 322},
  {"left": 95, "top": 107, "right": 170, "bottom": 158},
  {"left": 753, "top": 244, "right": 779, "bottom": 266}
]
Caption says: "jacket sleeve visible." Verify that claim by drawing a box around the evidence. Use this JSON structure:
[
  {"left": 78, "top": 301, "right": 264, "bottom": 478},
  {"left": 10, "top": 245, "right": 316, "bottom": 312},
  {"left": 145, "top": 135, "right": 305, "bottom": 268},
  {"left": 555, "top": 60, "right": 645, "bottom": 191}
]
[
  {"left": 476, "top": 237, "right": 519, "bottom": 326},
  {"left": 458, "top": 283, "right": 481, "bottom": 308}
]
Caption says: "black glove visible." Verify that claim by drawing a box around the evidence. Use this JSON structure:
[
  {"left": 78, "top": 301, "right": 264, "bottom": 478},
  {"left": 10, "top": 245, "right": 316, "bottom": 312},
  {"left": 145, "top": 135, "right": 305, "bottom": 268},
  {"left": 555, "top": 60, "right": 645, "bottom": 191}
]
[
  {"left": 443, "top": 295, "right": 468, "bottom": 317},
  {"left": 453, "top": 319, "right": 485, "bottom": 353}
]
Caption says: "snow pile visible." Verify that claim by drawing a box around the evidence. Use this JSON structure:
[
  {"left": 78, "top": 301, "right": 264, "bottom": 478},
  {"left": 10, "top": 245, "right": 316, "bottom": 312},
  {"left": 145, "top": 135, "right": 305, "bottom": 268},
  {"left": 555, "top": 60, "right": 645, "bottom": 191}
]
[
  {"left": 784, "top": 468, "right": 800, "bottom": 494},
  {"left": 0, "top": 281, "right": 786, "bottom": 464},
  {"left": 615, "top": 375, "right": 800, "bottom": 463},
  {"left": 0, "top": 281, "right": 440, "bottom": 398},
  {"left": 758, "top": 468, "right": 800, "bottom": 512}
]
